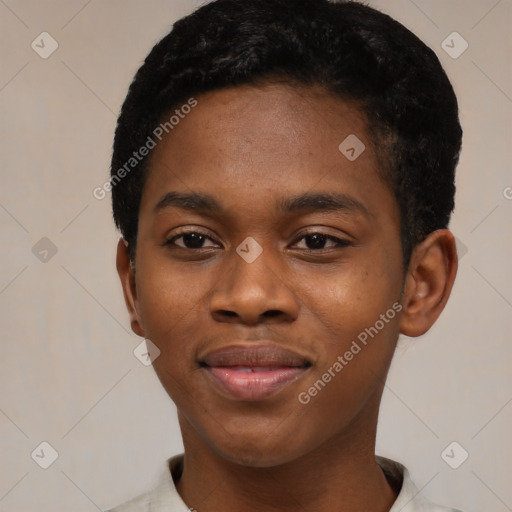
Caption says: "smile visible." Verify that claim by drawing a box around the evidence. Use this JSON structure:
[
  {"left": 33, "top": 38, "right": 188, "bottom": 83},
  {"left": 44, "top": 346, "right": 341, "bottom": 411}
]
[{"left": 200, "top": 343, "right": 312, "bottom": 401}]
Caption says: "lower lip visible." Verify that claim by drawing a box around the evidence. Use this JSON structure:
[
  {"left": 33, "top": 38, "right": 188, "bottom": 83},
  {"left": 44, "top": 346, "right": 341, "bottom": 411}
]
[{"left": 204, "top": 366, "right": 307, "bottom": 401}]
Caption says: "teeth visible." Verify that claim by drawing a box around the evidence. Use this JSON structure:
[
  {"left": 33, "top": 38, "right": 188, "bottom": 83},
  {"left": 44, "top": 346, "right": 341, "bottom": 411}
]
[{"left": 234, "top": 367, "right": 279, "bottom": 372}]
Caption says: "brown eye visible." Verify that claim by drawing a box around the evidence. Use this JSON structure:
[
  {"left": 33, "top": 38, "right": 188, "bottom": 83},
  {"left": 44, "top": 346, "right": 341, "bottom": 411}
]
[
  {"left": 292, "top": 233, "right": 351, "bottom": 250},
  {"left": 166, "top": 231, "right": 219, "bottom": 249}
]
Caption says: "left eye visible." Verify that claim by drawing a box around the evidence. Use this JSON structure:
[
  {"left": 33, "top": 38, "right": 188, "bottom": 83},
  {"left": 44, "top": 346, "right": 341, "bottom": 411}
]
[{"left": 292, "top": 233, "right": 350, "bottom": 250}]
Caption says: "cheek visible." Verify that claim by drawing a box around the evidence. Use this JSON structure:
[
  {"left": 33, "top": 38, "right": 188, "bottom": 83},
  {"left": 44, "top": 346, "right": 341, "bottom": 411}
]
[
  {"left": 134, "top": 256, "right": 207, "bottom": 359},
  {"left": 299, "top": 257, "right": 401, "bottom": 343},
  {"left": 136, "top": 241, "right": 196, "bottom": 309},
  {"left": 294, "top": 279, "right": 400, "bottom": 433},
  {"left": 294, "top": 254, "right": 402, "bottom": 396},
  {"left": 135, "top": 267, "right": 204, "bottom": 402}
]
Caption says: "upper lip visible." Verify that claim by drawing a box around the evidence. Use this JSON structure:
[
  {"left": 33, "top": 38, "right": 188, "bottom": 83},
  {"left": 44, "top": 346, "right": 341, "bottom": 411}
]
[{"left": 200, "top": 343, "right": 311, "bottom": 368}]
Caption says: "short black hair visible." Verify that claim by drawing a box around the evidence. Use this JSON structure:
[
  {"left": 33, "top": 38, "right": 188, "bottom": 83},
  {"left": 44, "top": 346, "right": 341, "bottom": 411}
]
[{"left": 111, "top": 0, "right": 462, "bottom": 267}]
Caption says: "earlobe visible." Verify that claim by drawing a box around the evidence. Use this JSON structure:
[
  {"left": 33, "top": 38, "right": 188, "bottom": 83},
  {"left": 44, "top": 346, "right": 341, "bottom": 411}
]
[
  {"left": 399, "top": 230, "right": 458, "bottom": 337},
  {"left": 116, "top": 238, "right": 145, "bottom": 337}
]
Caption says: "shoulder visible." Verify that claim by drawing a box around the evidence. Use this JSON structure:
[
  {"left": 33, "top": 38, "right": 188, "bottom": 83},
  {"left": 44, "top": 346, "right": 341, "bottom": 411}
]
[
  {"left": 105, "top": 455, "right": 190, "bottom": 512},
  {"left": 105, "top": 490, "right": 153, "bottom": 512},
  {"left": 377, "top": 456, "right": 464, "bottom": 512}
]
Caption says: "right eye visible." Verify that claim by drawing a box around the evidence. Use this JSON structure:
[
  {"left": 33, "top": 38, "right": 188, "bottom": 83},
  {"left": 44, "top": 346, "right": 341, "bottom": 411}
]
[{"left": 164, "top": 230, "right": 220, "bottom": 250}]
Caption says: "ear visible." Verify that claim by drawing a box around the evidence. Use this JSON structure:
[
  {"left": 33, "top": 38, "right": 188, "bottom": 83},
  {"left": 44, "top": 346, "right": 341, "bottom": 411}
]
[
  {"left": 399, "top": 229, "right": 458, "bottom": 337},
  {"left": 116, "top": 238, "right": 145, "bottom": 337}
]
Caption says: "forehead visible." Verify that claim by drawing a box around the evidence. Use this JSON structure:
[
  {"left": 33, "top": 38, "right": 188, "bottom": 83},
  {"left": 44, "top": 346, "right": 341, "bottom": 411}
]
[{"left": 140, "top": 83, "right": 393, "bottom": 220}]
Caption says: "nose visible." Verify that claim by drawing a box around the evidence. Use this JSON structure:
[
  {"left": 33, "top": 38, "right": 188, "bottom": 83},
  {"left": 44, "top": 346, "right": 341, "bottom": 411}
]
[{"left": 208, "top": 245, "right": 299, "bottom": 325}]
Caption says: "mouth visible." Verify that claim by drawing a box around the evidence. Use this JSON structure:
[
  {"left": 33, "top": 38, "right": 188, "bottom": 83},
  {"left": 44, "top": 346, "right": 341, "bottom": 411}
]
[{"left": 199, "top": 344, "right": 312, "bottom": 401}]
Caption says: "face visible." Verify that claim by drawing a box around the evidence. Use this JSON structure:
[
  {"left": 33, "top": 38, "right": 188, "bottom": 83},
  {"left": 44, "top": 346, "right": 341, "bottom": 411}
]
[{"left": 124, "top": 84, "right": 406, "bottom": 467}]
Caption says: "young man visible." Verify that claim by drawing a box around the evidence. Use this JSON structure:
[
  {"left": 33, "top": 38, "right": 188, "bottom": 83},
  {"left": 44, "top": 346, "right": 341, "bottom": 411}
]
[{"left": 109, "top": 0, "right": 462, "bottom": 510}]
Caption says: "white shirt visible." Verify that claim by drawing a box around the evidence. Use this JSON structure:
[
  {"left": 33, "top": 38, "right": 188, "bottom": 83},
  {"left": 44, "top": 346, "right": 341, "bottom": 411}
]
[{"left": 106, "top": 455, "right": 462, "bottom": 512}]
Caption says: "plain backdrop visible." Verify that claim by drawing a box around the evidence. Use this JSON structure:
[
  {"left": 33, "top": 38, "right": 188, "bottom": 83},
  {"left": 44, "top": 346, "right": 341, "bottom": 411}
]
[{"left": 0, "top": 1, "right": 511, "bottom": 511}]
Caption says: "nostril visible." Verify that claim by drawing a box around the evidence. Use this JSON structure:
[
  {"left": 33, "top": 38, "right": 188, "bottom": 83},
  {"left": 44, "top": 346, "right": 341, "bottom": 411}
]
[
  {"left": 221, "top": 310, "right": 237, "bottom": 317},
  {"left": 263, "top": 310, "right": 281, "bottom": 317}
]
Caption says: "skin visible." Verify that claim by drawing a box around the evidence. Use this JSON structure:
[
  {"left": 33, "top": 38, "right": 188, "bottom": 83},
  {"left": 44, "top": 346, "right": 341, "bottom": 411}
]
[{"left": 117, "top": 83, "right": 458, "bottom": 512}]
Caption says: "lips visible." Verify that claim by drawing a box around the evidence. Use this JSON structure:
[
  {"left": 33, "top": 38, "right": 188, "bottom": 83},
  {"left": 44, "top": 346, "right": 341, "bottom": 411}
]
[{"left": 200, "top": 344, "right": 311, "bottom": 401}]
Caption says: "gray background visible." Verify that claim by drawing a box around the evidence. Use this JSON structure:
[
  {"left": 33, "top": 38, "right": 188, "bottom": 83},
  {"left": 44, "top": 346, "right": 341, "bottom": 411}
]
[{"left": 0, "top": 0, "right": 511, "bottom": 510}]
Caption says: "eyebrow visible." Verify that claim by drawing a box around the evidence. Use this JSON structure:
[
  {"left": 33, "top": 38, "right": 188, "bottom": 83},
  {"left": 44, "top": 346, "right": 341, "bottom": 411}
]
[
  {"left": 153, "top": 191, "right": 370, "bottom": 216},
  {"left": 154, "top": 191, "right": 223, "bottom": 214},
  {"left": 276, "top": 192, "right": 370, "bottom": 216}
]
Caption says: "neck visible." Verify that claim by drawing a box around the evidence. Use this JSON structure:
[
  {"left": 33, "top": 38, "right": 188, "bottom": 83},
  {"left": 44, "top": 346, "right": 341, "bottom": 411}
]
[{"left": 175, "top": 400, "right": 398, "bottom": 512}]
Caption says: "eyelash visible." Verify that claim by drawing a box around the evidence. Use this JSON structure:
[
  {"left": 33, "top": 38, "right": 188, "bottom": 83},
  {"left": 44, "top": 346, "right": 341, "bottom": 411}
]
[{"left": 164, "top": 229, "right": 351, "bottom": 251}]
